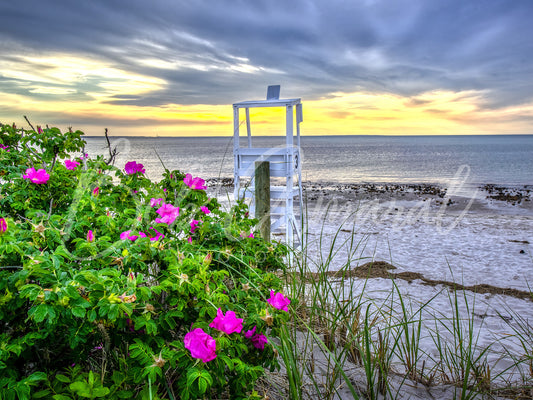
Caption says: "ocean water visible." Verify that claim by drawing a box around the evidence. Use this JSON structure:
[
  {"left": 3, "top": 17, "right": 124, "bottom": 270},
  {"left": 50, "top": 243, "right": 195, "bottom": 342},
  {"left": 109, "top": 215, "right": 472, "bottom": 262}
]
[{"left": 83, "top": 135, "right": 533, "bottom": 188}]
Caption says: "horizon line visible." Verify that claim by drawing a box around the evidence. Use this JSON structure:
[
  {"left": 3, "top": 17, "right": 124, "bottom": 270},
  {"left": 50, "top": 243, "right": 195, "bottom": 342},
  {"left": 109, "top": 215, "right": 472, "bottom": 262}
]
[{"left": 82, "top": 133, "right": 533, "bottom": 138}]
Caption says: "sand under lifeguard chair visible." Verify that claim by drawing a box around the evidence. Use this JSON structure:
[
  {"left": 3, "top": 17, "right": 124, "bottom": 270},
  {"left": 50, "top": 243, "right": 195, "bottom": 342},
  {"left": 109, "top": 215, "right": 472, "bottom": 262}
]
[{"left": 233, "top": 85, "right": 303, "bottom": 248}]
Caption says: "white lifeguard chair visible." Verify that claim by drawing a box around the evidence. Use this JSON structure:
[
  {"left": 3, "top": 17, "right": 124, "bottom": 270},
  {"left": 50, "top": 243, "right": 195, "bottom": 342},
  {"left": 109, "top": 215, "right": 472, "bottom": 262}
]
[{"left": 233, "top": 85, "right": 303, "bottom": 248}]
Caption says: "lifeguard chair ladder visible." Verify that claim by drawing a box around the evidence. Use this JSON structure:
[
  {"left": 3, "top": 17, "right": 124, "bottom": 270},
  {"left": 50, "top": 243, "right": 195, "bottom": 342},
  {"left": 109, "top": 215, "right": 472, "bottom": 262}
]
[{"left": 233, "top": 85, "right": 303, "bottom": 248}]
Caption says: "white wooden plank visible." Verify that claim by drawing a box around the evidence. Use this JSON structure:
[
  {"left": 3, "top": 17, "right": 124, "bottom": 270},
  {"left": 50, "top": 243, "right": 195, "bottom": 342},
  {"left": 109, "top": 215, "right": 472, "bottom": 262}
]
[
  {"left": 239, "top": 186, "right": 300, "bottom": 199},
  {"left": 238, "top": 167, "right": 287, "bottom": 178},
  {"left": 233, "top": 98, "right": 301, "bottom": 108}
]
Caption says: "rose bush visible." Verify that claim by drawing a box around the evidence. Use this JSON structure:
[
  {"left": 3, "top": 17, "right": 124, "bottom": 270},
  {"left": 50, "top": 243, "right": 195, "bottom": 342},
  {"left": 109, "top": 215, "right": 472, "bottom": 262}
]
[{"left": 0, "top": 123, "right": 290, "bottom": 399}]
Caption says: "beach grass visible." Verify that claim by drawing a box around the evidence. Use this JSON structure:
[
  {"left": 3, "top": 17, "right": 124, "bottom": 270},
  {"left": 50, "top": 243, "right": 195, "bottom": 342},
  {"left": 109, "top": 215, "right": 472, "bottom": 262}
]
[{"left": 261, "top": 215, "right": 533, "bottom": 400}]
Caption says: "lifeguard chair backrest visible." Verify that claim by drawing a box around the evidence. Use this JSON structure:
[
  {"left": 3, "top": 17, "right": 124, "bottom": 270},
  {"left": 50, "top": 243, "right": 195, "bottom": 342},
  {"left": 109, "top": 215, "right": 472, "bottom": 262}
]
[{"left": 266, "top": 85, "right": 280, "bottom": 100}]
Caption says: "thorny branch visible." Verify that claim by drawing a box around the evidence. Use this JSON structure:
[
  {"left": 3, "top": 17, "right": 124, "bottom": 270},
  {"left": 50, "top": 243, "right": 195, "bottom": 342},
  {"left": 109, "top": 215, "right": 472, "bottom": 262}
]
[
  {"left": 104, "top": 128, "right": 118, "bottom": 165},
  {"left": 24, "top": 115, "right": 36, "bottom": 132},
  {"left": 20, "top": 116, "right": 44, "bottom": 169}
]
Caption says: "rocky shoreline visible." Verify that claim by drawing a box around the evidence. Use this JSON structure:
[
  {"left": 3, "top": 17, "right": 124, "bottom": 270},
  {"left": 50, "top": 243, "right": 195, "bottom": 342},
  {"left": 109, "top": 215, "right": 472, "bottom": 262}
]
[
  {"left": 206, "top": 177, "right": 533, "bottom": 211},
  {"left": 482, "top": 183, "right": 533, "bottom": 205}
]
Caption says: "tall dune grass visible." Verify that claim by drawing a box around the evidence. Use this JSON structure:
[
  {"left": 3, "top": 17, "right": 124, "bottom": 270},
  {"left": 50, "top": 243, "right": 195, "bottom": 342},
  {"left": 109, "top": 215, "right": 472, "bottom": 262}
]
[{"left": 264, "top": 214, "right": 533, "bottom": 400}]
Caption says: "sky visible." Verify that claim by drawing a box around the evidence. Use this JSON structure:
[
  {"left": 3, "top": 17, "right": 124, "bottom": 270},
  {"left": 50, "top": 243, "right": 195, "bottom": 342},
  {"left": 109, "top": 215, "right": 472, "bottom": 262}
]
[{"left": 1, "top": 0, "right": 533, "bottom": 137}]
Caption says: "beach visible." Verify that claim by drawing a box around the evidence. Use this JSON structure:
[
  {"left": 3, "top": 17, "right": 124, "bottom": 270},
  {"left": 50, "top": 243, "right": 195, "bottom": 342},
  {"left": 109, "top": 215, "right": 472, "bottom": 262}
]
[{"left": 301, "top": 181, "right": 533, "bottom": 288}]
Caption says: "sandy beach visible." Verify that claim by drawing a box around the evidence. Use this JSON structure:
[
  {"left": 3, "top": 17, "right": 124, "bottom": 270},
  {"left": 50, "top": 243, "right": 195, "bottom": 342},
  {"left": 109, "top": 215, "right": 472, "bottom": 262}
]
[{"left": 302, "top": 181, "right": 533, "bottom": 287}]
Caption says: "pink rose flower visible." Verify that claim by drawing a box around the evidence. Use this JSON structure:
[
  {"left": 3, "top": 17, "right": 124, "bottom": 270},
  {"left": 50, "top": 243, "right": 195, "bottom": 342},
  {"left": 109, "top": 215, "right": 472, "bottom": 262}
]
[
  {"left": 22, "top": 168, "right": 50, "bottom": 184},
  {"left": 267, "top": 290, "right": 290, "bottom": 312},
  {"left": 149, "top": 227, "right": 165, "bottom": 241},
  {"left": 200, "top": 206, "right": 210, "bottom": 214},
  {"left": 244, "top": 326, "right": 268, "bottom": 350},
  {"left": 184, "top": 328, "right": 217, "bottom": 363},
  {"left": 87, "top": 230, "right": 95, "bottom": 242},
  {"left": 244, "top": 326, "right": 257, "bottom": 339},
  {"left": 92, "top": 187, "right": 99, "bottom": 196},
  {"left": 120, "top": 230, "right": 139, "bottom": 241},
  {"left": 138, "top": 227, "right": 165, "bottom": 242},
  {"left": 184, "top": 173, "right": 207, "bottom": 190},
  {"left": 190, "top": 219, "right": 201, "bottom": 234},
  {"left": 64, "top": 159, "right": 80, "bottom": 170},
  {"left": 209, "top": 308, "right": 243, "bottom": 335},
  {"left": 0, "top": 218, "right": 7, "bottom": 234},
  {"left": 124, "top": 161, "right": 145, "bottom": 175},
  {"left": 150, "top": 198, "right": 163, "bottom": 208},
  {"left": 251, "top": 333, "right": 268, "bottom": 349},
  {"left": 155, "top": 203, "right": 179, "bottom": 225}
]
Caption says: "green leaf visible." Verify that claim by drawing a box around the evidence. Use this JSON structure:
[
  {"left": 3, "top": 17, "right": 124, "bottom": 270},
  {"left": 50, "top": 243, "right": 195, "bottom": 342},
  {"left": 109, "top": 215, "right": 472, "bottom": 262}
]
[
  {"left": 55, "top": 374, "right": 70, "bottom": 383},
  {"left": 15, "top": 383, "right": 30, "bottom": 400},
  {"left": 116, "top": 390, "right": 134, "bottom": 398},
  {"left": 54, "top": 245, "right": 72, "bottom": 259},
  {"left": 186, "top": 368, "right": 200, "bottom": 387},
  {"left": 71, "top": 307, "right": 86, "bottom": 318},
  {"left": 52, "top": 395, "right": 73, "bottom": 400},
  {"left": 200, "top": 370, "right": 213, "bottom": 386},
  {"left": 19, "top": 284, "right": 42, "bottom": 300},
  {"left": 198, "top": 377, "right": 208, "bottom": 394},
  {"left": 31, "top": 304, "right": 48, "bottom": 323},
  {"left": 32, "top": 389, "right": 52, "bottom": 398},
  {"left": 87, "top": 309, "right": 97, "bottom": 322},
  {"left": 118, "top": 302, "right": 133, "bottom": 317},
  {"left": 98, "top": 303, "right": 110, "bottom": 318},
  {"left": 179, "top": 387, "right": 190, "bottom": 400},
  {"left": 69, "top": 381, "right": 88, "bottom": 392},
  {"left": 25, "top": 371, "right": 47, "bottom": 385},
  {"left": 63, "top": 285, "right": 79, "bottom": 299},
  {"left": 91, "top": 387, "right": 110, "bottom": 397},
  {"left": 69, "top": 381, "right": 93, "bottom": 397},
  {"left": 145, "top": 319, "right": 157, "bottom": 335},
  {"left": 46, "top": 306, "right": 57, "bottom": 323},
  {"left": 149, "top": 366, "right": 161, "bottom": 381},
  {"left": 107, "top": 303, "right": 119, "bottom": 320},
  {"left": 219, "top": 355, "right": 234, "bottom": 371}
]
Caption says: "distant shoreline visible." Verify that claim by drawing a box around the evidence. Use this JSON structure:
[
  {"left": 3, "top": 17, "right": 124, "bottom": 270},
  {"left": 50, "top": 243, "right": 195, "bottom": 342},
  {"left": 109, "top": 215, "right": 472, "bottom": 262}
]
[{"left": 207, "top": 179, "right": 533, "bottom": 230}]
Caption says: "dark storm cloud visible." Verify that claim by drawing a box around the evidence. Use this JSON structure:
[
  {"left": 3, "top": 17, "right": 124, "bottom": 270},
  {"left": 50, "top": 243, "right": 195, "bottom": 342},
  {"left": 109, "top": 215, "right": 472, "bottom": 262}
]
[{"left": 1, "top": 0, "right": 532, "bottom": 108}]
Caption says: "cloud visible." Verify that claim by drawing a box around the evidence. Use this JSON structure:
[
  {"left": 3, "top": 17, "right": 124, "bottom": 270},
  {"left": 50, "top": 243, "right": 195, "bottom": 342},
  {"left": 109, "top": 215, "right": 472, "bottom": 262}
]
[{"left": 1, "top": 0, "right": 533, "bottom": 134}]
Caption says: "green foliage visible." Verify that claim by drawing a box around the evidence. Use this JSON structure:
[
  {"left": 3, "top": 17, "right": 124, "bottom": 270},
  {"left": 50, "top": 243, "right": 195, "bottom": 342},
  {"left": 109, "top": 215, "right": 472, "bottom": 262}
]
[{"left": 0, "top": 122, "right": 289, "bottom": 399}]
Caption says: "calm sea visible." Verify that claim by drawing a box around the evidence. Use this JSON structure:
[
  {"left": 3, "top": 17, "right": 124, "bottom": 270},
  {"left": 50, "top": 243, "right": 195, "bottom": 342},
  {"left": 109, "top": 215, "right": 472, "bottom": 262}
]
[{"left": 83, "top": 135, "right": 533, "bottom": 188}]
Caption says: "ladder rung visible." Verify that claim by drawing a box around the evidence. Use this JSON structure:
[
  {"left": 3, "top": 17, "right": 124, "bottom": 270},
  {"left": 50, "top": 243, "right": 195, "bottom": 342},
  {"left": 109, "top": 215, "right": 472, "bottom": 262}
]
[{"left": 239, "top": 187, "right": 300, "bottom": 199}]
